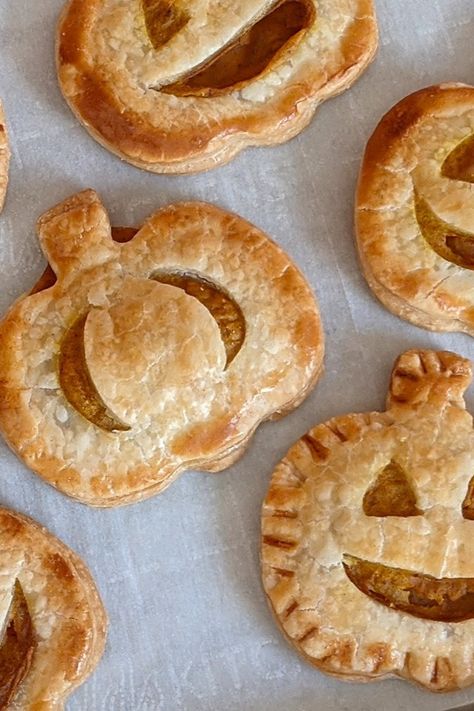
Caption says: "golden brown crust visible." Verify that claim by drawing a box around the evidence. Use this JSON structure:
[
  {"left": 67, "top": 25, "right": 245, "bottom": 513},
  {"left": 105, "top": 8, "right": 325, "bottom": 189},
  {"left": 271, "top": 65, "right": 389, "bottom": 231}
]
[
  {"left": 0, "top": 507, "right": 106, "bottom": 709},
  {"left": 0, "top": 189, "right": 324, "bottom": 507},
  {"left": 0, "top": 101, "right": 10, "bottom": 213},
  {"left": 56, "top": 0, "right": 378, "bottom": 174},
  {"left": 262, "top": 349, "right": 474, "bottom": 692},
  {"left": 356, "top": 83, "right": 474, "bottom": 335}
]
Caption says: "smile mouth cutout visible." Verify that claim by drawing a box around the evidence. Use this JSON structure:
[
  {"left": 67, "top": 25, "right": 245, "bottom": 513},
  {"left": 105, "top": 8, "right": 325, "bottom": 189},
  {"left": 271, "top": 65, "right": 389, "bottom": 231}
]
[{"left": 343, "top": 555, "right": 474, "bottom": 622}]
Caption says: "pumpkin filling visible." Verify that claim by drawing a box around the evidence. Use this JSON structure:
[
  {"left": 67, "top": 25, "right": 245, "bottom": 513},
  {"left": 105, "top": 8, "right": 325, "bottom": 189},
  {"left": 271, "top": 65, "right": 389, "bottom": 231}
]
[
  {"left": 153, "top": 272, "right": 245, "bottom": 367},
  {"left": 161, "top": 0, "right": 315, "bottom": 97},
  {"left": 343, "top": 555, "right": 474, "bottom": 622},
  {"left": 414, "top": 189, "right": 474, "bottom": 269},
  {"left": 0, "top": 581, "right": 36, "bottom": 707},
  {"left": 59, "top": 314, "right": 132, "bottom": 433},
  {"left": 363, "top": 461, "right": 421, "bottom": 517},
  {"left": 142, "top": 0, "right": 190, "bottom": 50},
  {"left": 441, "top": 133, "right": 474, "bottom": 184}
]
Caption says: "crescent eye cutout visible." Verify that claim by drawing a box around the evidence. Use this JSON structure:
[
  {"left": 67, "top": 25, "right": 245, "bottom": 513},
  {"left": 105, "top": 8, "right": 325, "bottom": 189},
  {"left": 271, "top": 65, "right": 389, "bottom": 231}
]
[
  {"left": 414, "top": 187, "right": 474, "bottom": 269},
  {"left": 0, "top": 580, "right": 36, "bottom": 707},
  {"left": 152, "top": 271, "right": 246, "bottom": 368},
  {"left": 161, "top": 0, "right": 315, "bottom": 98},
  {"left": 441, "top": 133, "right": 474, "bottom": 184},
  {"left": 59, "top": 315, "right": 131, "bottom": 433},
  {"left": 142, "top": 0, "right": 190, "bottom": 50},
  {"left": 363, "top": 460, "right": 422, "bottom": 517},
  {"left": 462, "top": 476, "right": 474, "bottom": 520}
]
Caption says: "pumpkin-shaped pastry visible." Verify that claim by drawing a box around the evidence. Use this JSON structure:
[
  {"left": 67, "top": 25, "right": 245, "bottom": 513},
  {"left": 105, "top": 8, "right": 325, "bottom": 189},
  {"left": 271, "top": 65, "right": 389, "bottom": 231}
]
[
  {"left": 0, "top": 189, "right": 323, "bottom": 506},
  {"left": 56, "top": 0, "right": 378, "bottom": 173},
  {"left": 356, "top": 83, "right": 474, "bottom": 335},
  {"left": 0, "top": 507, "right": 106, "bottom": 709},
  {"left": 0, "top": 100, "right": 9, "bottom": 212},
  {"left": 262, "top": 349, "right": 474, "bottom": 691}
]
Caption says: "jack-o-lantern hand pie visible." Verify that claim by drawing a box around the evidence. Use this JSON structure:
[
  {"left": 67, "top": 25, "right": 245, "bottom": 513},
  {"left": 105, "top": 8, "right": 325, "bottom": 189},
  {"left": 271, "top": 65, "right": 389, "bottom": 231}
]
[
  {"left": 0, "top": 101, "right": 9, "bottom": 212},
  {"left": 262, "top": 350, "right": 474, "bottom": 692},
  {"left": 56, "top": 0, "right": 378, "bottom": 174},
  {"left": 0, "top": 189, "right": 323, "bottom": 507},
  {"left": 0, "top": 508, "right": 106, "bottom": 709},
  {"left": 356, "top": 83, "right": 474, "bottom": 335}
]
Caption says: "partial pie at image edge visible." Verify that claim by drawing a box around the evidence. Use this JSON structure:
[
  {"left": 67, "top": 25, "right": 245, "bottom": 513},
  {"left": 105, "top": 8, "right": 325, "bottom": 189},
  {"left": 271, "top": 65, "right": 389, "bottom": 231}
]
[
  {"left": 0, "top": 189, "right": 324, "bottom": 507},
  {"left": 261, "top": 348, "right": 474, "bottom": 692},
  {"left": 56, "top": 0, "right": 378, "bottom": 173},
  {"left": 0, "top": 507, "right": 107, "bottom": 709},
  {"left": 0, "top": 100, "right": 10, "bottom": 213},
  {"left": 355, "top": 83, "right": 474, "bottom": 336}
]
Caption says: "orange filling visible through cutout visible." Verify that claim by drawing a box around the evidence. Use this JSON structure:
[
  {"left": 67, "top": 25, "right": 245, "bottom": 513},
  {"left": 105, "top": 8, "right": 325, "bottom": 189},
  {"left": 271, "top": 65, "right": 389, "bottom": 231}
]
[
  {"left": 142, "top": 0, "right": 190, "bottom": 50},
  {"left": 363, "top": 461, "right": 421, "bottom": 517},
  {"left": 462, "top": 476, "right": 474, "bottom": 520},
  {"left": 343, "top": 555, "right": 474, "bottom": 622},
  {"left": 162, "top": 0, "right": 315, "bottom": 97},
  {"left": 153, "top": 272, "right": 245, "bottom": 367},
  {"left": 59, "top": 315, "right": 131, "bottom": 433},
  {"left": 0, "top": 581, "right": 36, "bottom": 708},
  {"left": 441, "top": 134, "right": 474, "bottom": 184},
  {"left": 414, "top": 189, "right": 474, "bottom": 269}
]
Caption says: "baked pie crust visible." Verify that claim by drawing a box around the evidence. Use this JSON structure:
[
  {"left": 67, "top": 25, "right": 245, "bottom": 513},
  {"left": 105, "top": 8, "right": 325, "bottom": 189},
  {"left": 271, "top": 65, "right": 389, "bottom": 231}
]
[
  {"left": 0, "top": 101, "right": 9, "bottom": 212},
  {"left": 262, "top": 349, "right": 474, "bottom": 691},
  {"left": 0, "top": 189, "right": 323, "bottom": 506},
  {"left": 56, "top": 0, "right": 378, "bottom": 173},
  {"left": 0, "top": 507, "right": 106, "bottom": 709},
  {"left": 356, "top": 83, "right": 474, "bottom": 334}
]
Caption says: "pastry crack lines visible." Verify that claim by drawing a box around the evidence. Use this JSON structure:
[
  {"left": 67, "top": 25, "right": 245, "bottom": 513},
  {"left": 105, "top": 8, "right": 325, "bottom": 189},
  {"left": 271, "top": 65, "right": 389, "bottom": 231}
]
[
  {"left": 0, "top": 580, "right": 36, "bottom": 708},
  {"left": 58, "top": 272, "right": 246, "bottom": 433},
  {"left": 145, "top": 0, "right": 315, "bottom": 97},
  {"left": 414, "top": 133, "right": 474, "bottom": 269}
]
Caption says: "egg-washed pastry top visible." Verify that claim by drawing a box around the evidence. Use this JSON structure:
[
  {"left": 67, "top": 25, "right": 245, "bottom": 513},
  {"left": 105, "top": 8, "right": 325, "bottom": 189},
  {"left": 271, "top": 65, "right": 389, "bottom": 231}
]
[
  {"left": 356, "top": 83, "right": 474, "bottom": 335},
  {"left": 0, "top": 189, "right": 323, "bottom": 506},
  {"left": 262, "top": 350, "right": 474, "bottom": 692},
  {"left": 56, "top": 0, "right": 378, "bottom": 173}
]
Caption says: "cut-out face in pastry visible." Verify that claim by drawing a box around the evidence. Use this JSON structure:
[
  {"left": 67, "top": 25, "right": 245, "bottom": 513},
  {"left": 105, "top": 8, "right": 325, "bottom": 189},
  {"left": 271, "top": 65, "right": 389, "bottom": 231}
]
[
  {"left": 356, "top": 83, "right": 474, "bottom": 335},
  {"left": 262, "top": 350, "right": 474, "bottom": 691},
  {"left": 0, "top": 190, "right": 323, "bottom": 506},
  {"left": 56, "top": 0, "right": 378, "bottom": 173},
  {"left": 0, "top": 101, "right": 9, "bottom": 212},
  {"left": 0, "top": 507, "right": 106, "bottom": 708}
]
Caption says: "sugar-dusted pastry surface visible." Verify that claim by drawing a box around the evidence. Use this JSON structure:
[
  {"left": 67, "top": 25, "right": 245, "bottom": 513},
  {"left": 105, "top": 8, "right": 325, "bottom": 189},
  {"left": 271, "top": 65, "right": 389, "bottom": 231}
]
[
  {"left": 56, "top": 0, "right": 378, "bottom": 172},
  {"left": 262, "top": 350, "right": 474, "bottom": 692},
  {"left": 0, "top": 101, "right": 9, "bottom": 212},
  {"left": 0, "top": 508, "right": 106, "bottom": 709},
  {"left": 356, "top": 84, "right": 474, "bottom": 335},
  {"left": 0, "top": 190, "right": 323, "bottom": 506}
]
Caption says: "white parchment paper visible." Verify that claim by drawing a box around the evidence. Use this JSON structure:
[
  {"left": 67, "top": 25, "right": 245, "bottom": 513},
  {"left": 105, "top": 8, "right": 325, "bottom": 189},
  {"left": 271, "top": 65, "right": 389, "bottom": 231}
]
[{"left": 1, "top": 1, "right": 474, "bottom": 709}]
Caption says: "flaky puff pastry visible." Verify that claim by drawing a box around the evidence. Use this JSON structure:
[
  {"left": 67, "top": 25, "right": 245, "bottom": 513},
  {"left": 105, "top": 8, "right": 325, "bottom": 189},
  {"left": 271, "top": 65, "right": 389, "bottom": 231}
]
[
  {"left": 56, "top": 0, "right": 378, "bottom": 174},
  {"left": 356, "top": 84, "right": 474, "bottom": 334},
  {"left": 0, "top": 508, "right": 106, "bottom": 709},
  {"left": 262, "top": 350, "right": 474, "bottom": 692},
  {"left": 0, "top": 190, "right": 323, "bottom": 507},
  {"left": 0, "top": 101, "right": 9, "bottom": 212}
]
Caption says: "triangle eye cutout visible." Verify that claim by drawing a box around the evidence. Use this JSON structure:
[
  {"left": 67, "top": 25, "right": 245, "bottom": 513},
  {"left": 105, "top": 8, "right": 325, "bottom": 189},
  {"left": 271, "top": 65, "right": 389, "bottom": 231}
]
[
  {"left": 462, "top": 476, "right": 474, "bottom": 520},
  {"left": 441, "top": 133, "right": 474, "bottom": 184},
  {"left": 363, "top": 461, "right": 422, "bottom": 518}
]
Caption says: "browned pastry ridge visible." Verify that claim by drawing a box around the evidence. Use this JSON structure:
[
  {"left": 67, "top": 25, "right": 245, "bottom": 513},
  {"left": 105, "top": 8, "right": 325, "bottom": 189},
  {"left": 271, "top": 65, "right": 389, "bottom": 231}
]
[
  {"left": 0, "top": 101, "right": 10, "bottom": 212},
  {"left": 56, "top": 0, "right": 378, "bottom": 173},
  {"left": 0, "top": 508, "right": 106, "bottom": 709},
  {"left": 262, "top": 349, "right": 474, "bottom": 692},
  {"left": 356, "top": 83, "right": 474, "bottom": 334},
  {"left": 0, "top": 189, "right": 324, "bottom": 507}
]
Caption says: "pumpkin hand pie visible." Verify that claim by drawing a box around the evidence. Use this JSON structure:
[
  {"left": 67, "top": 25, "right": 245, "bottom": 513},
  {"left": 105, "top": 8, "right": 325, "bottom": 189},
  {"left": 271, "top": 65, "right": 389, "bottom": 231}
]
[
  {"left": 0, "top": 507, "right": 106, "bottom": 709},
  {"left": 56, "top": 0, "right": 378, "bottom": 173},
  {"left": 356, "top": 83, "right": 474, "bottom": 335},
  {"left": 0, "top": 189, "right": 323, "bottom": 506},
  {"left": 0, "top": 100, "right": 9, "bottom": 212},
  {"left": 262, "top": 349, "right": 474, "bottom": 691}
]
